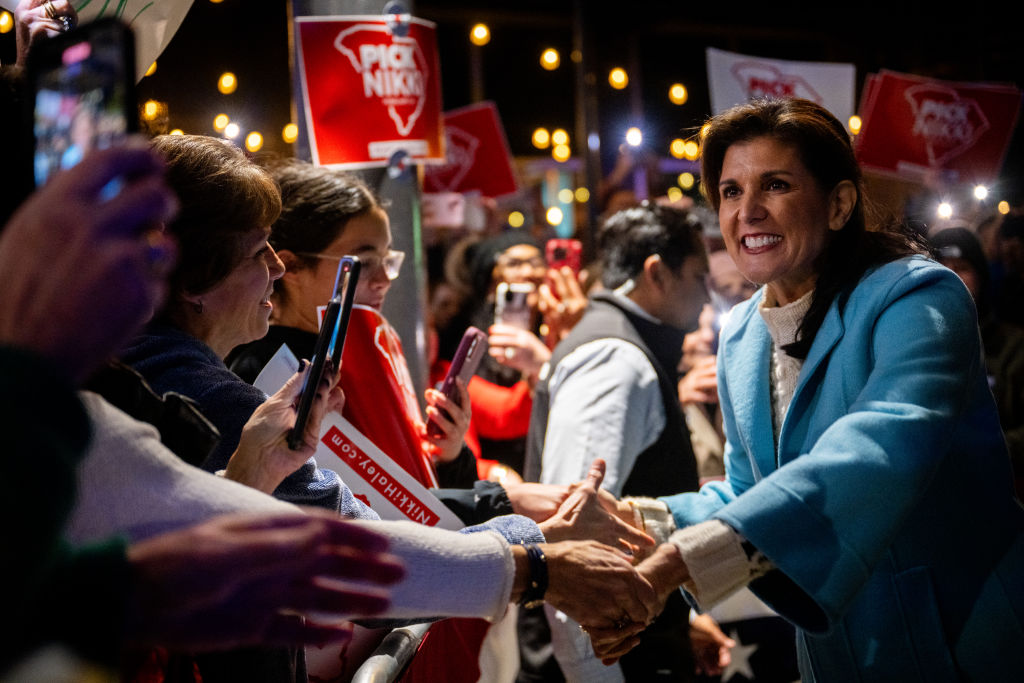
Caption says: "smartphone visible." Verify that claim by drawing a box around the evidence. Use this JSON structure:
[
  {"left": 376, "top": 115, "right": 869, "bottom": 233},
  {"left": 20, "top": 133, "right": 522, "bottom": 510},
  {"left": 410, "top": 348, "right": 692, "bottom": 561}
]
[
  {"left": 546, "top": 238, "right": 582, "bottom": 275},
  {"left": 288, "top": 256, "right": 361, "bottom": 450},
  {"left": 27, "top": 18, "right": 137, "bottom": 189},
  {"left": 426, "top": 327, "right": 488, "bottom": 438},
  {"left": 494, "top": 282, "right": 534, "bottom": 330}
]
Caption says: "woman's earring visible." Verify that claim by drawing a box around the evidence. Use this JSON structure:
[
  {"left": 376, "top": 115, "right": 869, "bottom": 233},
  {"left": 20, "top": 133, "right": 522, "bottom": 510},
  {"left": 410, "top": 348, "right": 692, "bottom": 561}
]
[{"left": 192, "top": 300, "right": 204, "bottom": 314}]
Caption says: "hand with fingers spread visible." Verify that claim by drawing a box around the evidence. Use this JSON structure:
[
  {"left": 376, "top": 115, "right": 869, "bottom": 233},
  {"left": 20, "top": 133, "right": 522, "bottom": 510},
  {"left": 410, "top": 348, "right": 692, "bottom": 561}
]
[
  {"left": 538, "top": 266, "right": 588, "bottom": 344},
  {"left": 421, "top": 377, "right": 471, "bottom": 464},
  {"left": 226, "top": 360, "right": 344, "bottom": 493},
  {"left": 538, "top": 459, "right": 654, "bottom": 554},
  {"left": 0, "top": 142, "right": 178, "bottom": 383},
  {"left": 690, "top": 612, "right": 735, "bottom": 677},
  {"left": 124, "top": 510, "right": 405, "bottom": 651}
]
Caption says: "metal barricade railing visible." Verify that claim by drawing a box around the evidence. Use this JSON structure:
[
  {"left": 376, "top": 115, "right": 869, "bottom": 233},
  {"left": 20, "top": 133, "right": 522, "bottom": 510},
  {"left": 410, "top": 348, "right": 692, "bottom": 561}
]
[{"left": 350, "top": 622, "right": 432, "bottom": 683}]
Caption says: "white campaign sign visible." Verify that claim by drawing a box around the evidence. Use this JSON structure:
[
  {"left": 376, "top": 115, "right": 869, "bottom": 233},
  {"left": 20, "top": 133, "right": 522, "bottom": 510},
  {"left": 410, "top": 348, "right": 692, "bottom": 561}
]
[{"left": 706, "top": 47, "right": 856, "bottom": 123}]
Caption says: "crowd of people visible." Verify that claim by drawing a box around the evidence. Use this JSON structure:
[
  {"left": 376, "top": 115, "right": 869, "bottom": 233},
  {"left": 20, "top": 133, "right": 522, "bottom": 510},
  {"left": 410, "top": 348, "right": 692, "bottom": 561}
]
[{"left": 4, "top": 3, "right": 1024, "bottom": 682}]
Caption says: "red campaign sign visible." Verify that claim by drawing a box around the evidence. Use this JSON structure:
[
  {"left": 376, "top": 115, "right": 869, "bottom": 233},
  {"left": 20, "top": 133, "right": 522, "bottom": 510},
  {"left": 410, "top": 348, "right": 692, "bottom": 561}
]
[
  {"left": 321, "top": 425, "right": 441, "bottom": 526},
  {"left": 295, "top": 16, "right": 445, "bottom": 169},
  {"left": 423, "top": 102, "right": 518, "bottom": 197},
  {"left": 856, "top": 70, "right": 1022, "bottom": 182}
]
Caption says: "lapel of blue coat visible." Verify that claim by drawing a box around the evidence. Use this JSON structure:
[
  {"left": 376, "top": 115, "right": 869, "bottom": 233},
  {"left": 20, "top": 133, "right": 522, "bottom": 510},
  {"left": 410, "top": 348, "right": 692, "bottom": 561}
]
[
  {"left": 777, "top": 298, "right": 845, "bottom": 465},
  {"left": 725, "top": 306, "right": 776, "bottom": 481}
]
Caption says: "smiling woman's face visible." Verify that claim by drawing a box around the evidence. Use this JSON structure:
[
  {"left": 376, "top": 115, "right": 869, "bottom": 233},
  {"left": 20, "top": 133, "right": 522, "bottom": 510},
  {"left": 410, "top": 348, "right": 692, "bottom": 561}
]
[
  {"left": 717, "top": 135, "right": 836, "bottom": 305},
  {"left": 195, "top": 227, "right": 285, "bottom": 355}
]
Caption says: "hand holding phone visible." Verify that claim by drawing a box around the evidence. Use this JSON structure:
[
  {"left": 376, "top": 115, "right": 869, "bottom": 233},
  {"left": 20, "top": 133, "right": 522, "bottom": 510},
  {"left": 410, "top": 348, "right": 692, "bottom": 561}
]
[
  {"left": 546, "top": 238, "right": 582, "bottom": 275},
  {"left": 494, "top": 282, "right": 534, "bottom": 330},
  {"left": 288, "top": 256, "right": 361, "bottom": 450},
  {"left": 28, "top": 18, "right": 136, "bottom": 189},
  {"left": 426, "top": 327, "right": 487, "bottom": 439}
]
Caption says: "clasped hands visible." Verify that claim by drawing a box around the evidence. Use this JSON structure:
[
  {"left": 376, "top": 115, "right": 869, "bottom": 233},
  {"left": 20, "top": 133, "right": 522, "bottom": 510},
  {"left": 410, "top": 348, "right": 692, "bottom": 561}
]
[{"left": 512, "top": 459, "right": 690, "bottom": 647}]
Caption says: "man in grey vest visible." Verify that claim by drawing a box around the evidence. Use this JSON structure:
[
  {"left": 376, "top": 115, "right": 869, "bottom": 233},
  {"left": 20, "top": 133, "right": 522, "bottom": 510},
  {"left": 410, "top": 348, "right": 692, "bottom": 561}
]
[{"left": 523, "top": 203, "right": 721, "bottom": 682}]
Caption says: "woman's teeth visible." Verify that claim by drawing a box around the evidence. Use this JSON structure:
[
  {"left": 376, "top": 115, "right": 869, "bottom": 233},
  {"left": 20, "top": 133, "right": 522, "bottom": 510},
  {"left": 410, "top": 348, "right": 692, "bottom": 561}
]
[{"left": 743, "top": 235, "right": 782, "bottom": 249}]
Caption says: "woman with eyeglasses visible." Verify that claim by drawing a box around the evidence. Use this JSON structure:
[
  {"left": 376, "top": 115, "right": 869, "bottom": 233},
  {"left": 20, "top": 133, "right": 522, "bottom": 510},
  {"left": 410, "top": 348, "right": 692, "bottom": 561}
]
[{"left": 227, "top": 157, "right": 473, "bottom": 486}]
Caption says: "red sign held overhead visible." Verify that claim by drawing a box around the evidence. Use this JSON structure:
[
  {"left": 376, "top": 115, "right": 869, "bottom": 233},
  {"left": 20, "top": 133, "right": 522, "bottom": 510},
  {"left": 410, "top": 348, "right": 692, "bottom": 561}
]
[
  {"left": 423, "top": 102, "right": 518, "bottom": 198},
  {"left": 856, "top": 70, "right": 1021, "bottom": 183},
  {"left": 295, "top": 15, "right": 445, "bottom": 169}
]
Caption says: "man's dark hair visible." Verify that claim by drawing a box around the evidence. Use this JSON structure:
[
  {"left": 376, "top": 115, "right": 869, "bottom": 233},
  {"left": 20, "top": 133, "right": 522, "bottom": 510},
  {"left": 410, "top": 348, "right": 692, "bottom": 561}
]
[{"left": 598, "top": 203, "right": 706, "bottom": 289}]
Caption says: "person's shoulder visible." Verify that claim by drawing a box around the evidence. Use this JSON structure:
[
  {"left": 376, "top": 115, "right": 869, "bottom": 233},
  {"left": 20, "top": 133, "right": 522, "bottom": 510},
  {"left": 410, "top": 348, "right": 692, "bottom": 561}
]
[{"left": 861, "top": 255, "right": 955, "bottom": 290}]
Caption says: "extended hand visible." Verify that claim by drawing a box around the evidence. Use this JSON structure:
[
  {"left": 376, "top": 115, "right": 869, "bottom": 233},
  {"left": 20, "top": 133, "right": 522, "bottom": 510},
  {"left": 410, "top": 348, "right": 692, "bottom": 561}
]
[
  {"left": 505, "top": 482, "right": 571, "bottom": 523},
  {"left": 487, "top": 324, "right": 551, "bottom": 378},
  {"left": 543, "top": 540, "right": 660, "bottom": 631},
  {"left": 538, "top": 459, "right": 653, "bottom": 554},
  {"left": 538, "top": 266, "right": 587, "bottom": 344},
  {"left": 124, "top": 510, "right": 405, "bottom": 651},
  {"left": 588, "top": 542, "right": 691, "bottom": 663}
]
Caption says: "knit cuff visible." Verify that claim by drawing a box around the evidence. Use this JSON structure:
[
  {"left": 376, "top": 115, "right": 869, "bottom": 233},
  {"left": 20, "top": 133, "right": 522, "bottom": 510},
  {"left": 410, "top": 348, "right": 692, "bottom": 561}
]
[
  {"left": 669, "top": 520, "right": 768, "bottom": 610},
  {"left": 622, "top": 497, "right": 676, "bottom": 545}
]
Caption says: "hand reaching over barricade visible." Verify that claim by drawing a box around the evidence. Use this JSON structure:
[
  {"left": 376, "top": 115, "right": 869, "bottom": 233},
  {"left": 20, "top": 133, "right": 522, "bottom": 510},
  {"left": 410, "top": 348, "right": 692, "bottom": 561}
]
[
  {"left": 538, "top": 459, "right": 654, "bottom": 553},
  {"left": 123, "top": 510, "right": 405, "bottom": 651}
]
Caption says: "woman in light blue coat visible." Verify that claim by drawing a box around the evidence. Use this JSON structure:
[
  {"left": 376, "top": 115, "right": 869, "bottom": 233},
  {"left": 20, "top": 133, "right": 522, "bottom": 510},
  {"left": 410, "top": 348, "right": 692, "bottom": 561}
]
[{"left": 590, "top": 98, "right": 1024, "bottom": 681}]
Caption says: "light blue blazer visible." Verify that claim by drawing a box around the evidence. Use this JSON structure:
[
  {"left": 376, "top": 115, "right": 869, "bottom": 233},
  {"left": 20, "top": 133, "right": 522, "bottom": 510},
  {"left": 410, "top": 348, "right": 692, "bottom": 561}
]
[{"left": 662, "top": 256, "right": 1024, "bottom": 682}]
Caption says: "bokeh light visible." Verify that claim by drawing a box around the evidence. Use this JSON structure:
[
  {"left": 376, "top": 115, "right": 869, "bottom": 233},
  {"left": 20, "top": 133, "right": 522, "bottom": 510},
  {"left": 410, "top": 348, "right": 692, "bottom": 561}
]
[
  {"left": 224, "top": 122, "right": 241, "bottom": 139},
  {"left": 546, "top": 207, "right": 564, "bottom": 225},
  {"left": 625, "top": 127, "right": 643, "bottom": 147},
  {"left": 848, "top": 115, "right": 862, "bottom": 135},
  {"left": 213, "top": 113, "right": 230, "bottom": 132},
  {"left": 937, "top": 202, "right": 953, "bottom": 219},
  {"left": 678, "top": 172, "right": 695, "bottom": 190},
  {"left": 0, "top": 11, "right": 14, "bottom": 33},
  {"left": 144, "top": 61, "right": 158, "bottom": 77},
  {"left": 998, "top": 201, "right": 1011, "bottom": 215},
  {"left": 669, "top": 83, "right": 688, "bottom": 105},
  {"left": 609, "top": 68, "right": 628, "bottom": 89},
  {"left": 575, "top": 187, "right": 590, "bottom": 203},
  {"left": 558, "top": 188, "right": 574, "bottom": 203},
  {"left": 670, "top": 138, "right": 686, "bottom": 159},
  {"left": 974, "top": 185, "right": 989, "bottom": 200},
  {"left": 552, "top": 144, "right": 571, "bottom": 162},
  {"left": 282, "top": 123, "right": 299, "bottom": 143},
  {"left": 666, "top": 187, "right": 683, "bottom": 202},
  {"left": 218, "top": 72, "right": 238, "bottom": 95},
  {"left": 508, "top": 211, "right": 525, "bottom": 228},
  {"left": 470, "top": 23, "right": 490, "bottom": 46},
  {"left": 532, "top": 128, "right": 550, "bottom": 149},
  {"left": 541, "top": 49, "right": 560, "bottom": 70},
  {"left": 245, "top": 131, "right": 263, "bottom": 152},
  {"left": 551, "top": 128, "right": 569, "bottom": 146}
]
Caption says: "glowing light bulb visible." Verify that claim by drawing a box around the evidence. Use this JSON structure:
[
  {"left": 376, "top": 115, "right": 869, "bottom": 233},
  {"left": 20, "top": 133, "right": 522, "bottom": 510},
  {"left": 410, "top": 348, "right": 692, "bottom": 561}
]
[
  {"left": 218, "top": 72, "right": 237, "bottom": 95},
  {"left": 470, "top": 23, "right": 490, "bottom": 46},
  {"left": 541, "top": 49, "right": 560, "bottom": 70},
  {"left": 282, "top": 123, "right": 299, "bottom": 144},
  {"left": 609, "top": 68, "right": 628, "bottom": 89},
  {"left": 669, "top": 83, "right": 688, "bottom": 105},
  {"left": 245, "top": 132, "right": 263, "bottom": 152}
]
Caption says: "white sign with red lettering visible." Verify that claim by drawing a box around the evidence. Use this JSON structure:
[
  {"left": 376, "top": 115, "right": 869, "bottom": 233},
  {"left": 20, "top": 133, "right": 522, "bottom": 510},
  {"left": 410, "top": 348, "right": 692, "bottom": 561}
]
[{"left": 706, "top": 47, "right": 856, "bottom": 122}]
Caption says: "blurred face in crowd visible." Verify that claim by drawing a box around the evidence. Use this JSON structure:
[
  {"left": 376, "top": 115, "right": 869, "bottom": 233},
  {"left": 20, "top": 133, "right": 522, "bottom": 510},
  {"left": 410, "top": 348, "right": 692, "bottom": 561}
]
[
  {"left": 717, "top": 136, "right": 843, "bottom": 305},
  {"left": 196, "top": 227, "right": 285, "bottom": 354},
  {"left": 657, "top": 253, "right": 709, "bottom": 331},
  {"left": 939, "top": 257, "right": 982, "bottom": 301},
  {"left": 493, "top": 243, "right": 546, "bottom": 310}
]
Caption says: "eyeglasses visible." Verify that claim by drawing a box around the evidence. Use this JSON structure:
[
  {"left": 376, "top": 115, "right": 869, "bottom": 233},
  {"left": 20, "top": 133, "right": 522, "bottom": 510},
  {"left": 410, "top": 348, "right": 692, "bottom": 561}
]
[
  {"left": 298, "top": 250, "right": 405, "bottom": 281},
  {"left": 496, "top": 255, "right": 545, "bottom": 270}
]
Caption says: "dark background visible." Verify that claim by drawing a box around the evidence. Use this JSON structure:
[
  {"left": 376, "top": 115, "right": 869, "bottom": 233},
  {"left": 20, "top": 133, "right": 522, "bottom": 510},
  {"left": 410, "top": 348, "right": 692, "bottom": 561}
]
[{"left": 5, "top": 0, "right": 1023, "bottom": 202}]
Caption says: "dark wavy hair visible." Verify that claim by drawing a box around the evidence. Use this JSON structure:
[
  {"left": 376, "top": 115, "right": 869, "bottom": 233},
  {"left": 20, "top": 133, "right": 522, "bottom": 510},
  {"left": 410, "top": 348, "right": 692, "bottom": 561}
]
[
  {"left": 262, "top": 158, "right": 381, "bottom": 267},
  {"left": 152, "top": 135, "right": 281, "bottom": 306},
  {"left": 598, "top": 202, "right": 706, "bottom": 289},
  {"left": 699, "top": 98, "right": 927, "bottom": 359}
]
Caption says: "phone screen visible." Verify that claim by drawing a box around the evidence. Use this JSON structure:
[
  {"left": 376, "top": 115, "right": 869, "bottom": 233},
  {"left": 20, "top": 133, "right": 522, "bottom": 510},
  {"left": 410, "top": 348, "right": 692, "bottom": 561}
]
[
  {"left": 288, "top": 256, "right": 361, "bottom": 450},
  {"left": 30, "top": 19, "right": 136, "bottom": 188}
]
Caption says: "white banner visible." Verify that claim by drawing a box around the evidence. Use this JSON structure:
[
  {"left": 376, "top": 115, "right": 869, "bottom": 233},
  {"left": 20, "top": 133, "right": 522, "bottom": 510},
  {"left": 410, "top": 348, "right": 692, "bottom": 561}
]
[
  {"left": 706, "top": 47, "right": 856, "bottom": 123},
  {"left": 1, "top": 0, "right": 193, "bottom": 80}
]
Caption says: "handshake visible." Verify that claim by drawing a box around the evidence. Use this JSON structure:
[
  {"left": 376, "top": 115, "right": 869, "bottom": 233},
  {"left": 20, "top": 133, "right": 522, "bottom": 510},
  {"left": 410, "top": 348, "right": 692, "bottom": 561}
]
[{"left": 506, "top": 459, "right": 701, "bottom": 665}]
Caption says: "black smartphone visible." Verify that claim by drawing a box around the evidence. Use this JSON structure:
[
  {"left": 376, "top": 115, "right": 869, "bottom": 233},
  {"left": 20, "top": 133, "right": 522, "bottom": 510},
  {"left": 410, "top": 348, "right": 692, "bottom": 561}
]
[
  {"left": 27, "top": 18, "right": 137, "bottom": 189},
  {"left": 494, "top": 281, "right": 533, "bottom": 330},
  {"left": 426, "top": 326, "right": 488, "bottom": 438},
  {"left": 288, "top": 256, "right": 361, "bottom": 450}
]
